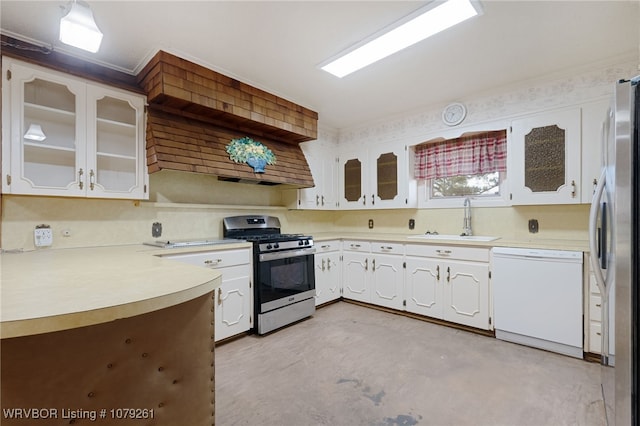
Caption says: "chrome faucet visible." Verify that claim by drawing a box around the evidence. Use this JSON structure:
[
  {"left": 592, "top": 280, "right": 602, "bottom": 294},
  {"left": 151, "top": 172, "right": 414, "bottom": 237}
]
[{"left": 462, "top": 197, "right": 473, "bottom": 236}]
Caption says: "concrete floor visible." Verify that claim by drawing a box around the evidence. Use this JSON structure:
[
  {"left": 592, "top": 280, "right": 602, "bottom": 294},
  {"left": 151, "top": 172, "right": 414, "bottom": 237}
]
[{"left": 215, "top": 302, "right": 605, "bottom": 426}]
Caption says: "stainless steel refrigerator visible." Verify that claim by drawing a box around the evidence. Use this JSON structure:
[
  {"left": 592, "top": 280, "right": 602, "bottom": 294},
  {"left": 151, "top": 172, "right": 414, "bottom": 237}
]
[{"left": 589, "top": 76, "right": 639, "bottom": 426}]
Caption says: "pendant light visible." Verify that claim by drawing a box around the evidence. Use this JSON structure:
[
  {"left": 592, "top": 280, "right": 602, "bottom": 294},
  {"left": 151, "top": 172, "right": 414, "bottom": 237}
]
[
  {"left": 24, "top": 124, "right": 47, "bottom": 142},
  {"left": 59, "top": 0, "right": 103, "bottom": 53}
]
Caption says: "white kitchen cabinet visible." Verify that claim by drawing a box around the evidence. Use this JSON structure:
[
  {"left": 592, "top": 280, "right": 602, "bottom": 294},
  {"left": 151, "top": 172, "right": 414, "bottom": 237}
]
[
  {"left": 314, "top": 240, "right": 342, "bottom": 305},
  {"left": 405, "top": 256, "right": 443, "bottom": 318},
  {"left": 338, "top": 143, "right": 415, "bottom": 209},
  {"left": 509, "top": 107, "right": 581, "bottom": 205},
  {"left": 163, "top": 248, "right": 252, "bottom": 341},
  {"left": 585, "top": 260, "right": 604, "bottom": 354},
  {"left": 1, "top": 57, "right": 148, "bottom": 199},
  {"left": 296, "top": 141, "right": 338, "bottom": 209},
  {"left": 405, "top": 244, "right": 491, "bottom": 330},
  {"left": 580, "top": 98, "right": 610, "bottom": 203},
  {"left": 342, "top": 240, "right": 371, "bottom": 303},
  {"left": 370, "top": 243, "right": 404, "bottom": 310},
  {"left": 341, "top": 240, "right": 404, "bottom": 310}
]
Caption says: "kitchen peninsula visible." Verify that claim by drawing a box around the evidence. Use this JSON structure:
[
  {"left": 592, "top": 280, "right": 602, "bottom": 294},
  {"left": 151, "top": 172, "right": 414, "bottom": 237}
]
[{"left": 1, "top": 244, "right": 225, "bottom": 425}]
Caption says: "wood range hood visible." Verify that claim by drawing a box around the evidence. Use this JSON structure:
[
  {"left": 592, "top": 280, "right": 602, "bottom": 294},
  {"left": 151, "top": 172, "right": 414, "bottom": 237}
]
[{"left": 136, "top": 51, "right": 317, "bottom": 187}]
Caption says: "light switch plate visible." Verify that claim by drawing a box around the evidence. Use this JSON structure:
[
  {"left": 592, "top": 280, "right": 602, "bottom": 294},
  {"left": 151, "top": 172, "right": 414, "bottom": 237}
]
[{"left": 34, "top": 228, "right": 53, "bottom": 247}]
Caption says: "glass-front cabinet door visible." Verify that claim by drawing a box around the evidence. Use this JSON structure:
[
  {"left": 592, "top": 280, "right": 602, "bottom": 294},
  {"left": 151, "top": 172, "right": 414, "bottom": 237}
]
[
  {"left": 3, "top": 60, "right": 87, "bottom": 196},
  {"left": 2, "top": 57, "right": 148, "bottom": 199},
  {"left": 86, "top": 86, "right": 146, "bottom": 198},
  {"left": 510, "top": 108, "right": 581, "bottom": 205}
]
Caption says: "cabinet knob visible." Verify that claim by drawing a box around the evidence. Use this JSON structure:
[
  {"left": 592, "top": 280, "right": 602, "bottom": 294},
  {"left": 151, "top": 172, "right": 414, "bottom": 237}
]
[{"left": 217, "top": 288, "right": 222, "bottom": 306}]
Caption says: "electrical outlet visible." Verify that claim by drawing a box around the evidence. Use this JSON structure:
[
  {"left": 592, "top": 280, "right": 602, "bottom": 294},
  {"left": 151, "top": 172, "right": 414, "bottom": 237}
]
[
  {"left": 34, "top": 226, "right": 53, "bottom": 247},
  {"left": 152, "top": 222, "right": 162, "bottom": 238},
  {"left": 409, "top": 219, "right": 415, "bottom": 230},
  {"left": 528, "top": 219, "right": 539, "bottom": 233},
  {"left": 368, "top": 219, "right": 374, "bottom": 229}
]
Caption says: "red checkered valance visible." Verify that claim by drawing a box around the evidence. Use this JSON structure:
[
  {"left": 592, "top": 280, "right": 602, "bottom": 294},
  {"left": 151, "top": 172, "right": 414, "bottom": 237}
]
[{"left": 414, "top": 130, "right": 507, "bottom": 180}]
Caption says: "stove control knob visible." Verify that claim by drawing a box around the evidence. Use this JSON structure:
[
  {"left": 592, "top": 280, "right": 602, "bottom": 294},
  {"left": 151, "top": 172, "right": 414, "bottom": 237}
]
[
  {"left": 273, "top": 243, "right": 280, "bottom": 249},
  {"left": 303, "top": 239, "right": 309, "bottom": 245},
  {"left": 298, "top": 240, "right": 304, "bottom": 246},
  {"left": 266, "top": 244, "right": 273, "bottom": 250}
]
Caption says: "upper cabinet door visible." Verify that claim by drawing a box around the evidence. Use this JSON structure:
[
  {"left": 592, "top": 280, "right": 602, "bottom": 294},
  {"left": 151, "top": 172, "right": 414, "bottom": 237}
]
[
  {"left": 510, "top": 108, "right": 581, "bottom": 205},
  {"left": 338, "top": 149, "right": 368, "bottom": 209},
  {"left": 86, "top": 85, "right": 147, "bottom": 199},
  {"left": 338, "top": 144, "right": 415, "bottom": 209},
  {"left": 580, "top": 98, "right": 610, "bottom": 203},
  {"left": 2, "top": 57, "right": 148, "bottom": 200},
  {"left": 3, "top": 59, "right": 87, "bottom": 196}
]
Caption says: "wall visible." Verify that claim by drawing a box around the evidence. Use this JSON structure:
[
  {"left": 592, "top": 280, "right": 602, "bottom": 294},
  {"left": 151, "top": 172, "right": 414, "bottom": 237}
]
[{"left": 1, "top": 55, "right": 637, "bottom": 251}]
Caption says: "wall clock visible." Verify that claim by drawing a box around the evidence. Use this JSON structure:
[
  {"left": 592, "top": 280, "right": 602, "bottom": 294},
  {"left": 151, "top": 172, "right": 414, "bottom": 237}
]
[{"left": 442, "top": 102, "right": 467, "bottom": 126}]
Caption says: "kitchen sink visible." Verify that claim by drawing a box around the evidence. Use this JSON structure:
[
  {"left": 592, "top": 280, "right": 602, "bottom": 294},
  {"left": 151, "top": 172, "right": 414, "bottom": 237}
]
[{"left": 407, "top": 234, "right": 500, "bottom": 242}]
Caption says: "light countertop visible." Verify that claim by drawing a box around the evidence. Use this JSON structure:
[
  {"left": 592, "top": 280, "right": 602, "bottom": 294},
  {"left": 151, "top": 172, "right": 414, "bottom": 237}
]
[
  {"left": 311, "top": 232, "right": 589, "bottom": 252},
  {"left": 0, "top": 243, "right": 251, "bottom": 339}
]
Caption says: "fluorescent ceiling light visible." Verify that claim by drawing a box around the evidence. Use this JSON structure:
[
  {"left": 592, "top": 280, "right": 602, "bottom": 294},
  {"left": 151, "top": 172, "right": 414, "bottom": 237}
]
[
  {"left": 24, "top": 124, "right": 47, "bottom": 141},
  {"left": 320, "top": 0, "right": 482, "bottom": 78},
  {"left": 59, "top": 0, "right": 103, "bottom": 53}
]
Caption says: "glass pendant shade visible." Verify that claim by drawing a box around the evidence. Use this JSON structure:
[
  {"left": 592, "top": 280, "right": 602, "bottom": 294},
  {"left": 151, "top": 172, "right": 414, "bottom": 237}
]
[
  {"left": 24, "top": 124, "right": 47, "bottom": 141},
  {"left": 59, "top": 1, "right": 103, "bottom": 53}
]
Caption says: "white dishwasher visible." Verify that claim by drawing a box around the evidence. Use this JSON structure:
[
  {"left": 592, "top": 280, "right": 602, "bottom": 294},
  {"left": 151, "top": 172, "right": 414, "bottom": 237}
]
[{"left": 492, "top": 247, "right": 583, "bottom": 358}]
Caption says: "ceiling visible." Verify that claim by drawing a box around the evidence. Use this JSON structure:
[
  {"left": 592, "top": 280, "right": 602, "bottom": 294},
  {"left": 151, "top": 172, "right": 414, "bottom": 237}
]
[{"left": 1, "top": 1, "right": 638, "bottom": 130}]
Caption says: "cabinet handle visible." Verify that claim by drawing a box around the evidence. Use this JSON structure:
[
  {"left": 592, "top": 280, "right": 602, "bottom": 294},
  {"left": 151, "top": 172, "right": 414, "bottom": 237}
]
[
  {"left": 217, "top": 288, "right": 222, "bottom": 306},
  {"left": 593, "top": 178, "right": 598, "bottom": 195},
  {"left": 78, "top": 168, "right": 84, "bottom": 190},
  {"left": 571, "top": 180, "right": 576, "bottom": 198},
  {"left": 380, "top": 246, "right": 393, "bottom": 250},
  {"left": 596, "top": 303, "right": 602, "bottom": 307},
  {"left": 436, "top": 265, "right": 440, "bottom": 281},
  {"left": 327, "top": 260, "right": 331, "bottom": 271},
  {"left": 364, "top": 258, "right": 368, "bottom": 271},
  {"left": 350, "top": 244, "right": 361, "bottom": 249},
  {"left": 321, "top": 245, "right": 331, "bottom": 249},
  {"left": 596, "top": 332, "right": 602, "bottom": 336},
  {"left": 447, "top": 266, "right": 451, "bottom": 282},
  {"left": 372, "top": 258, "right": 376, "bottom": 271},
  {"left": 316, "top": 195, "right": 320, "bottom": 206},
  {"left": 89, "top": 169, "right": 95, "bottom": 191},
  {"left": 204, "top": 258, "right": 223, "bottom": 266},
  {"left": 321, "top": 258, "right": 326, "bottom": 271},
  {"left": 436, "top": 249, "right": 452, "bottom": 256},
  {"left": 363, "top": 194, "right": 366, "bottom": 205},
  {"left": 372, "top": 194, "right": 375, "bottom": 205},
  {"left": 321, "top": 195, "right": 325, "bottom": 206}
]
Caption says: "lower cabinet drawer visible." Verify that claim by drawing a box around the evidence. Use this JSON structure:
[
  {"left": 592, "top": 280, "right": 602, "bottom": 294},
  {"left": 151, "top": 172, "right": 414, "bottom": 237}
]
[
  {"left": 406, "top": 244, "right": 489, "bottom": 262},
  {"left": 164, "top": 249, "right": 251, "bottom": 269}
]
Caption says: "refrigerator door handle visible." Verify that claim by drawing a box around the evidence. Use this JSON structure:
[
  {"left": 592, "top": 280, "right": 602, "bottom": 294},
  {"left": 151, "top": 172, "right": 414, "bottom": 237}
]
[{"left": 589, "top": 169, "right": 608, "bottom": 298}]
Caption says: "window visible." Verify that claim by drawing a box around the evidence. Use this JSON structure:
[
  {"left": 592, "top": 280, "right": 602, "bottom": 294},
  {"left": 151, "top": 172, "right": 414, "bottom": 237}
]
[
  {"left": 431, "top": 172, "right": 502, "bottom": 198},
  {"left": 415, "top": 130, "right": 508, "bottom": 206}
]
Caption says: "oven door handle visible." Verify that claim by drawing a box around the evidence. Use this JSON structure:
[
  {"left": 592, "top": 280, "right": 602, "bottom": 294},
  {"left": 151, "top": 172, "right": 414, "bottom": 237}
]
[{"left": 259, "top": 247, "right": 316, "bottom": 262}]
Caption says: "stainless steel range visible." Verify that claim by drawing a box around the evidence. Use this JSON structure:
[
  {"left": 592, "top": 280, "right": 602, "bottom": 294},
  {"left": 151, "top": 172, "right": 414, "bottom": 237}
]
[{"left": 223, "top": 215, "right": 316, "bottom": 335}]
